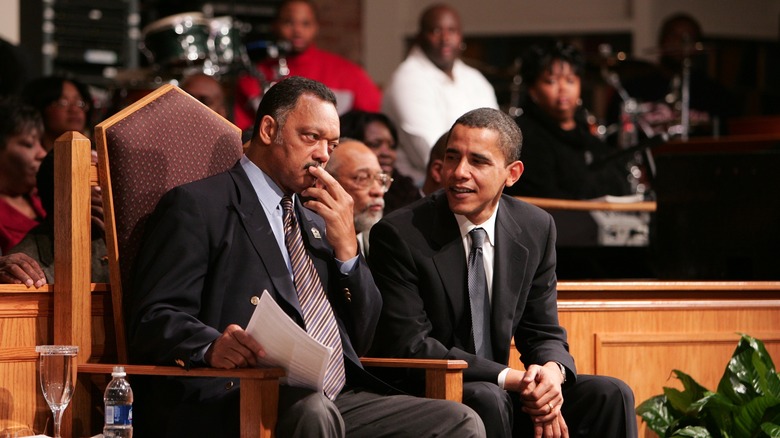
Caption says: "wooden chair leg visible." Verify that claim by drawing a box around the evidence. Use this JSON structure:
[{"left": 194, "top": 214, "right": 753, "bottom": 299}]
[
  {"left": 425, "top": 368, "right": 464, "bottom": 402},
  {"left": 240, "top": 378, "right": 279, "bottom": 438}
]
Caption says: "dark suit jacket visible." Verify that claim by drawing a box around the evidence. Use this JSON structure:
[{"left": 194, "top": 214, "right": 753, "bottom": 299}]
[
  {"left": 126, "top": 161, "right": 384, "bottom": 434},
  {"left": 368, "top": 191, "right": 575, "bottom": 387}
]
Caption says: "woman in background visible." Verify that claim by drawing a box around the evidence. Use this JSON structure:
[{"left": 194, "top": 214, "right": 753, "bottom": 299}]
[
  {"left": 21, "top": 76, "right": 93, "bottom": 152},
  {"left": 0, "top": 98, "right": 47, "bottom": 254},
  {"left": 505, "top": 41, "right": 631, "bottom": 199}
]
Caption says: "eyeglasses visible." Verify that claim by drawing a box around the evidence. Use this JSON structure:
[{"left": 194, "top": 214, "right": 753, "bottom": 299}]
[
  {"left": 351, "top": 171, "right": 393, "bottom": 192},
  {"left": 51, "top": 98, "right": 90, "bottom": 111}
]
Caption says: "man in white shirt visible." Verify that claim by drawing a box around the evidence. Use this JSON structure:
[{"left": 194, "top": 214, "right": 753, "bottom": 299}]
[{"left": 382, "top": 3, "right": 498, "bottom": 186}]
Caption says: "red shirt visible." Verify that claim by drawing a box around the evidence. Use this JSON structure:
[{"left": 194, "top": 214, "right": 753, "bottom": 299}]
[
  {"left": 234, "top": 45, "right": 382, "bottom": 131},
  {"left": 0, "top": 192, "right": 46, "bottom": 254}
]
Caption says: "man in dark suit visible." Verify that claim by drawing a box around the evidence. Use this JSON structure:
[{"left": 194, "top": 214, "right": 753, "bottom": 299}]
[
  {"left": 369, "top": 107, "right": 637, "bottom": 437},
  {"left": 126, "top": 77, "right": 485, "bottom": 437}
]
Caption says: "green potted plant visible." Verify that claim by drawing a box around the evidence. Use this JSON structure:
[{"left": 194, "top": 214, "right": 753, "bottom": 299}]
[{"left": 637, "top": 334, "right": 780, "bottom": 437}]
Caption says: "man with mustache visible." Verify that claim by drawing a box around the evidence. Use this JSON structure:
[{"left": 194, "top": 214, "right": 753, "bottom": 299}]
[
  {"left": 382, "top": 3, "right": 498, "bottom": 186},
  {"left": 325, "top": 139, "right": 391, "bottom": 257},
  {"left": 126, "top": 76, "right": 485, "bottom": 437}
]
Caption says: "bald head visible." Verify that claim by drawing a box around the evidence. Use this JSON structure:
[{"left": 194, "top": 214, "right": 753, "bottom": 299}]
[
  {"left": 326, "top": 139, "right": 379, "bottom": 178},
  {"left": 417, "top": 4, "right": 463, "bottom": 75},
  {"left": 327, "top": 139, "right": 386, "bottom": 234}
]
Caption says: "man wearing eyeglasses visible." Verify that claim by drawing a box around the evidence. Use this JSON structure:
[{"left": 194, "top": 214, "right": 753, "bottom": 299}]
[{"left": 325, "top": 139, "right": 392, "bottom": 257}]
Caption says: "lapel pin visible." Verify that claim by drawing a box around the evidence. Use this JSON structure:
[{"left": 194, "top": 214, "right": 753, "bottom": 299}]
[{"left": 311, "top": 228, "right": 322, "bottom": 239}]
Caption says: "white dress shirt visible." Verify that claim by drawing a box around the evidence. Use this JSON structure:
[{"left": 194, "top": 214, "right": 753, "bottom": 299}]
[{"left": 382, "top": 46, "right": 499, "bottom": 185}]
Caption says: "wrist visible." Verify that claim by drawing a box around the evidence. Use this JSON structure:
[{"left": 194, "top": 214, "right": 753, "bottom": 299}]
[{"left": 554, "top": 361, "right": 566, "bottom": 384}]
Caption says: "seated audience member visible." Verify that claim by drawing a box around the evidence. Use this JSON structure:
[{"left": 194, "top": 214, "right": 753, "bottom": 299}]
[
  {"left": 8, "top": 150, "right": 109, "bottom": 283},
  {"left": 0, "top": 98, "right": 47, "bottom": 254},
  {"left": 325, "top": 139, "right": 390, "bottom": 257},
  {"left": 180, "top": 73, "right": 228, "bottom": 119},
  {"left": 369, "top": 107, "right": 637, "bottom": 437},
  {"left": 126, "top": 76, "right": 485, "bottom": 437},
  {"left": 0, "top": 253, "right": 46, "bottom": 288},
  {"left": 21, "top": 76, "right": 93, "bottom": 152},
  {"left": 421, "top": 132, "right": 449, "bottom": 196},
  {"left": 233, "top": 0, "right": 382, "bottom": 131},
  {"left": 504, "top": 41, "right": 632, "bottom": 199},
  {"left": 339, "top": 110, "right": 421, "bottom": 214},
  {"left": 382, "top": 3, "right": 498, "bottom": 186}
]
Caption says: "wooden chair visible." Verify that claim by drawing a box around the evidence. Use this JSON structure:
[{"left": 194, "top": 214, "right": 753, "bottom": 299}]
[
  {"left": 59, "top": 86, "right": 285, "bottom": 437},
  {"left": 57, "top": 85, "right": 464, "bottom": 435}
]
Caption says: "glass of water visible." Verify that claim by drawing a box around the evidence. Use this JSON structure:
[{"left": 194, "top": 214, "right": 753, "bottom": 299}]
[{"left": 35, "top": 345, "right": 78, "bottom": 438}]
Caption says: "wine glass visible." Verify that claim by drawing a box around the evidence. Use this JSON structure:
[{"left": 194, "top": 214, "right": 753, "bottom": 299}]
[{"left": 35, "top": 345, "right": 78, "bottom": 438}]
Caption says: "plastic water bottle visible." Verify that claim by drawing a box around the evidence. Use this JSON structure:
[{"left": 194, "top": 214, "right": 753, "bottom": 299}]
[{"left": 103, "top": 366, "right": 133, "bottom": 437}]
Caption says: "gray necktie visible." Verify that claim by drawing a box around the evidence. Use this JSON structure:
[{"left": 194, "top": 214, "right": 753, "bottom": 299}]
[{"left": 468, "top": 228, "right": 493, "bottom": 359}]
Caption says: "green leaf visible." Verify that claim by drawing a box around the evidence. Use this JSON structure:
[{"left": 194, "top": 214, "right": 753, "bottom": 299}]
[
  {"left": 638, "top": 334, "right": 780, "bottom": 438},
  {"left": 637, "top": 395, "right": 674, "bottom": 436},
  {"left": 666, "top": 370, "right": 709, "bottom": 414},
  {"left": 731, "top": 394, "right": 778, "bottom": 436},
  {"left": 718, "top": 334, "right": 776, "bottom": 404},
  {"left": 762, "top": 422, "right": 780, "bottom": 437},
  {"left": 670, "top": 425, "right": 713, "bottom": 437}
]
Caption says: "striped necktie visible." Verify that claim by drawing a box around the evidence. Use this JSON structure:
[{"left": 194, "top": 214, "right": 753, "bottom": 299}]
[{"left": 281, "top": 195, "right": 346, "bottom": 400}]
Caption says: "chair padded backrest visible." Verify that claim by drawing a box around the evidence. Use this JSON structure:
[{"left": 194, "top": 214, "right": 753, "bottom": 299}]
[{"left": 98, "top": 84, "right": 243, "bottom": 293}]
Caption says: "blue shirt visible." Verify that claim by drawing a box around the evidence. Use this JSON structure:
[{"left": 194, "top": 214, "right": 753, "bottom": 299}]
[{"left": 240, "top": 155, "right": 357, "bottom": 276}]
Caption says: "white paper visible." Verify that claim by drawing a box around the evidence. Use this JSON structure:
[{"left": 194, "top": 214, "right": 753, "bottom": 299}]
[{"left": 245, "top": 291, "right": 331, "bottom": 392}]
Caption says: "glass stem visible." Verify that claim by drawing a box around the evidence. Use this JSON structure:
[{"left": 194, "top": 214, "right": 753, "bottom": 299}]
[{"left": 52, "top": 409, "right": 63, "bottom": 438}]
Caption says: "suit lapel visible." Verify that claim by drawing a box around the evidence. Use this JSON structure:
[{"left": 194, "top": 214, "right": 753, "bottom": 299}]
[
  {"left": 430, "top": 195, "right": 468, "bottom": 321},
  {"left": 227, "top": 166, "right": 303, "bottom": 316},
  {"left": 491, "top": 198, "right": 529, "bottom": 361},
  {"left": 295, "top": 197, "right": 331, "bottom": 285}
]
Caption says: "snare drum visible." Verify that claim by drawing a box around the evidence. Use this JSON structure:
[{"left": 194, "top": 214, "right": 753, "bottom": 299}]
[
  {"left": 209, "top": 16, "right": 246, "bottom": 70},
  {"left": 141, "top": 12, "right": 212, "bottom": 68}
]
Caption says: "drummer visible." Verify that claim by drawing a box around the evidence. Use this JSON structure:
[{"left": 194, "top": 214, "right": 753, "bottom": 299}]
[
  {"left": 607, "top": 12, "right": 737, "bottom": 137},
  {"left": 233, "top": 0, "right": 382, "bottom": 133}
]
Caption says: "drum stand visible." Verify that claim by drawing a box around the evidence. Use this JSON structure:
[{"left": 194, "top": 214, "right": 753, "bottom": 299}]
[{"left": 679, "top": 54, "right": 692, "bottom": 141}]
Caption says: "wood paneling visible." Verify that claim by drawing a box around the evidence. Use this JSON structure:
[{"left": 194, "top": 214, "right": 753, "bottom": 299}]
[
  {"left": 0, "top": 289, "right": 110, "bottom": 435},
  {"left": 4, "top": 282, "right": 779, "bottom": 435}
]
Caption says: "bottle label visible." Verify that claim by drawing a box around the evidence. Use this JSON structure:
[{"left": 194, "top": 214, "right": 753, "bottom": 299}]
[{"left": 105, "top": 405, "right": 133, "bottom": 425}]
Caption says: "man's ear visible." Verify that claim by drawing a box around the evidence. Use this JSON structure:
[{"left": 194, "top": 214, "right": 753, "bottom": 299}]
[
  {"left": 504, "top": 160, "right": 524, "bottom": 188},
  {"left": 430, "top": 159, "right": 444, "bottom": 183},
  {"left": 258, "top": 115, "right": 277, "bottom": 145}
]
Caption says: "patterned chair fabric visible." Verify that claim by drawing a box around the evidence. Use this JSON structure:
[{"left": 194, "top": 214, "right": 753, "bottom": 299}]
[{"left": 99, "top": 85, "right": 243, "bottom": 293}]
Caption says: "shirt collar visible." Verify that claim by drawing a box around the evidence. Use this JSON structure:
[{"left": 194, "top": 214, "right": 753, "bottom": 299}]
[
  {"left": 454, "top": 202, "right": 499, "bottom": 247},
  {"left": 240, "top": 155, "right": 290, "bottom": 215}
]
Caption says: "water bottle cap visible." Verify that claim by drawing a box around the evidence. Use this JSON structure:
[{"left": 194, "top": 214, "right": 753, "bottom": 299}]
[{"left": 111, "top": 366, "right": 127, "bottom": 377}]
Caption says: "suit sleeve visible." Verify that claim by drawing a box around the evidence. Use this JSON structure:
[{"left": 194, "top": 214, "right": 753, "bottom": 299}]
[
  {"left": 126, "top": 186, "right": 222, "bottom": 367},
  {"left": 513, "top": 212, "right": 577, "bottom": 382},
  {"left": 368, "top": 218, "right": 507, "bottom": 382},
  {"left": 330, "top": 254, "right": 382, "bottom": 357}
]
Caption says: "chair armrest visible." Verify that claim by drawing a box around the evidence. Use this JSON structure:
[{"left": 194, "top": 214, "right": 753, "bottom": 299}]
[
  {"left": 79, "top": 363, "right": 285, "bottom": 379},
  {"left": 79, "top": 363, "right": 284, "bottom": 438},
  {"left": 360, "top": 357, "right": 466, "bottom": 402}
]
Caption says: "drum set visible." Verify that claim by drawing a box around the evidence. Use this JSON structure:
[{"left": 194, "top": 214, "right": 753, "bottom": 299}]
[
  {"left": 107, "top": 11, "right": 274, "bottom": 113},
  {"left": 140, "top": 12, "right": 247, "bottom": 77}
]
